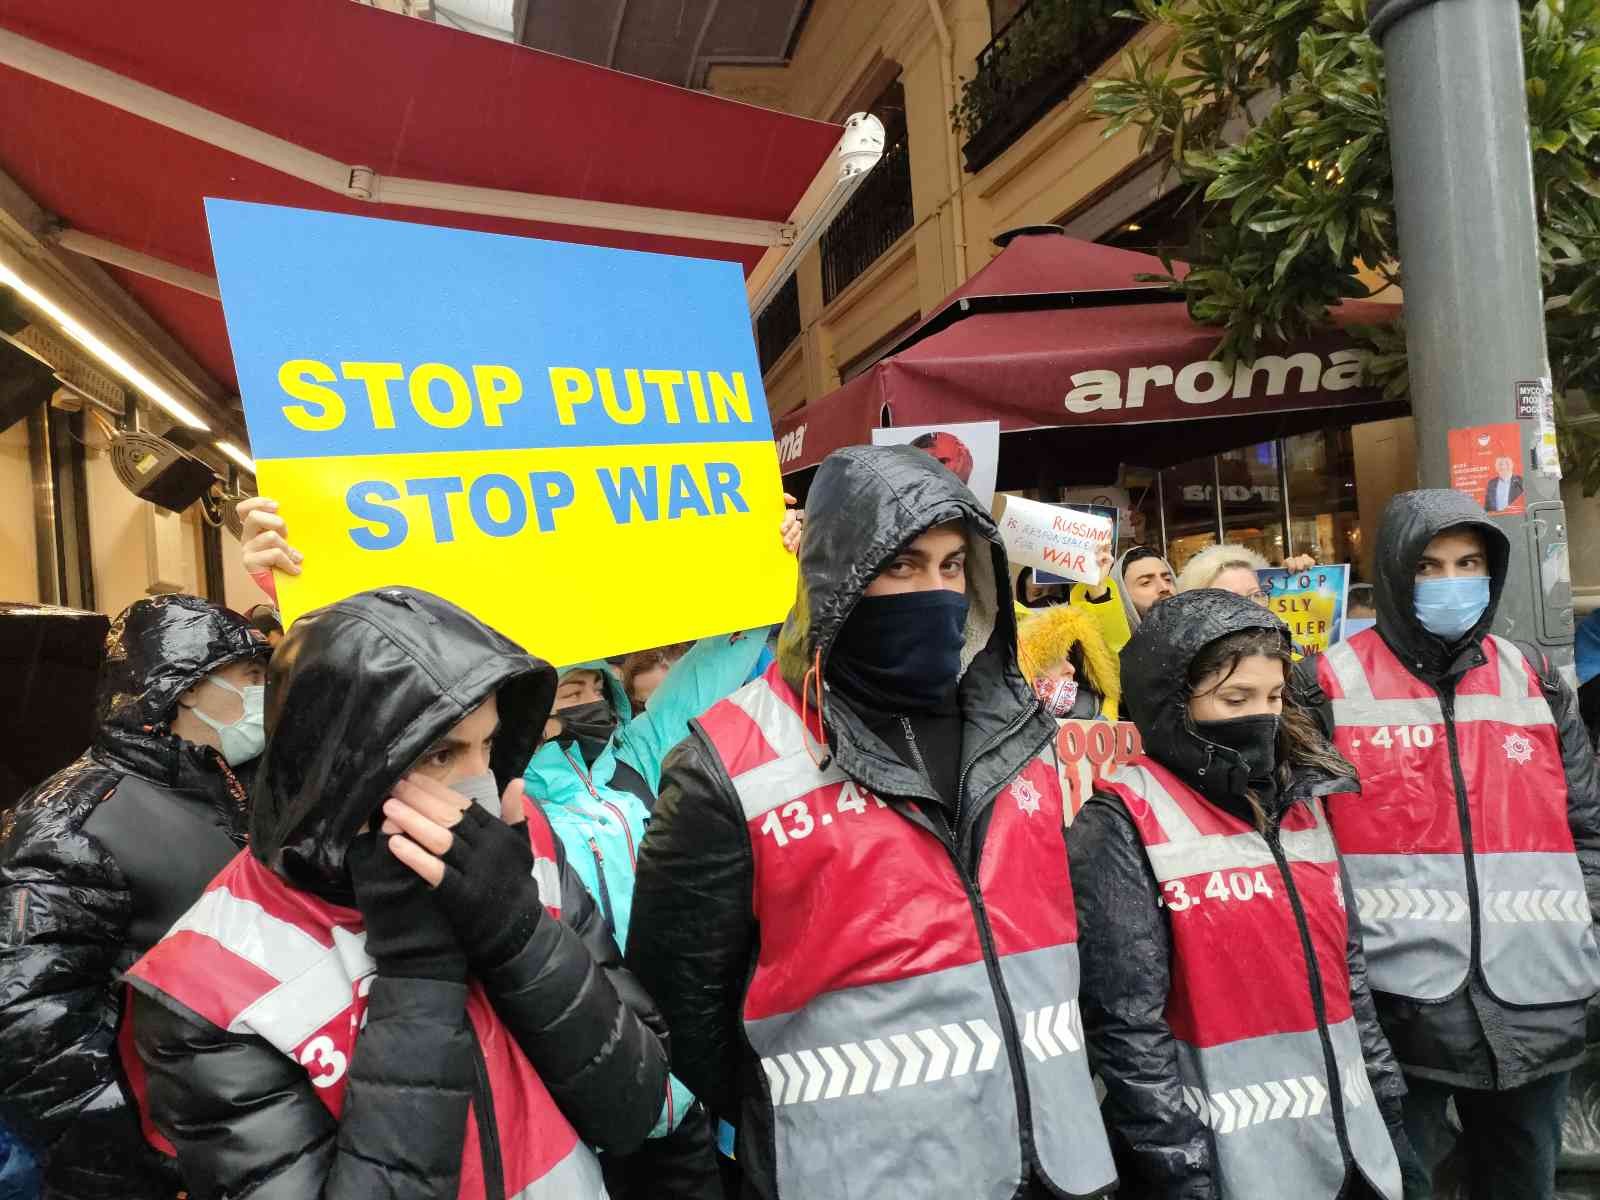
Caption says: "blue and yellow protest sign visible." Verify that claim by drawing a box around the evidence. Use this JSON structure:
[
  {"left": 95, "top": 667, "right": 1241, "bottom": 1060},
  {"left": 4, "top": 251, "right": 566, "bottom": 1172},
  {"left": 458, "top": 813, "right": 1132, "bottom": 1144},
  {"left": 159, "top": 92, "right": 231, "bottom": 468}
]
[
  {"left": 1257, "top": 564, "right": 1351, "bottom": 656},
  {"left": 206, "top": 199, "right": 795, "bottom": 665}
]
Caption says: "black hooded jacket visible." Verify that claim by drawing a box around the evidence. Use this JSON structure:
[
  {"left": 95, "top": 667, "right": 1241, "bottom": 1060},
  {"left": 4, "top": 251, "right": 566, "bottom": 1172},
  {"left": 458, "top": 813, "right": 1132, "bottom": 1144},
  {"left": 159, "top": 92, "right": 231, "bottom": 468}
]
[
  {"left": 129, "top": 587, "right": 669, "bottom": 1200},
  {"left": 628, "top": 445, "right": 1082, "bottom": 1200},
  {"left": 1069, "top": 590, "right": 1409, "bottom": 1200},
  {"left": 0, "top": 594, "right": 267, "bottom": 1200},
  {"left": 1293, "top": 489, "right": 1600, "bottom": 1090}
]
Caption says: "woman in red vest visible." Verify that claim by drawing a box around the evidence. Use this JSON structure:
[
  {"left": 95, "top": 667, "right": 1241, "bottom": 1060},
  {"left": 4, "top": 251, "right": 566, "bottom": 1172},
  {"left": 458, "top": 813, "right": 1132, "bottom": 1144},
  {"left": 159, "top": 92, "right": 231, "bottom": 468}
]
[{"left": 1068, "top": 589, "right": 1422, "bottom": 1199}]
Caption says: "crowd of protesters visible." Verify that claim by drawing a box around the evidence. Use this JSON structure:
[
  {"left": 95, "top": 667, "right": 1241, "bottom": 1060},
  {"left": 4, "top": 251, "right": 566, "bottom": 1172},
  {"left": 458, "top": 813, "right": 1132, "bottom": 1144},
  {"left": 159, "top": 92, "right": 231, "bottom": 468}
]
[{"left": 2, "top": 442, "right": 1598, "bottom": 1200}]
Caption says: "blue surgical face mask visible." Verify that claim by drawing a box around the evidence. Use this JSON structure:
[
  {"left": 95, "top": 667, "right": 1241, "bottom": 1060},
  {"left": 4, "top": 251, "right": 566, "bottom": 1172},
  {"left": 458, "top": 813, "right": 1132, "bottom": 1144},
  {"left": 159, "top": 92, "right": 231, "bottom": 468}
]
[{"left": 1413, "top": 575, "right": 1491, "bottom": 642}]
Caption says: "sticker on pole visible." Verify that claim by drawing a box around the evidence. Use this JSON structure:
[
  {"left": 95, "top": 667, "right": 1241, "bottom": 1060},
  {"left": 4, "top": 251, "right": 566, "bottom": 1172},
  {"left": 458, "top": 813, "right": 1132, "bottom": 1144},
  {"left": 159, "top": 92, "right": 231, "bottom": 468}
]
[
  {"left": 1448, "top": 423, "right": 1526, "bottom": 515},
  {"left": 205, "top": 199, "right": 795, "bottom": 665}
]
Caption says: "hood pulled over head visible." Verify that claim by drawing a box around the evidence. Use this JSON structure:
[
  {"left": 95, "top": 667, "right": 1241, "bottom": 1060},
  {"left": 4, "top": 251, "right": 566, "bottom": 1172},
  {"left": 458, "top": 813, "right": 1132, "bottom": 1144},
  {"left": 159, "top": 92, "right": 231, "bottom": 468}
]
[
  {"left": 1373, "top": 489, "right": 1510, "bottom": 672},
  {"left": 96, "top": 594, "right": 269, "bottom": 737},
  {"left": 250, "top": 587, "right": 556, "bottom": 897},
  {"left": 776, "top": 444, "right": 1005, "bottom": 689},
  {"left": 1120, "top": 589, "right": 1291, "bottom": 800},
  {"left": 1112, "top": 546, "right": 1176, "bottom": 633}
]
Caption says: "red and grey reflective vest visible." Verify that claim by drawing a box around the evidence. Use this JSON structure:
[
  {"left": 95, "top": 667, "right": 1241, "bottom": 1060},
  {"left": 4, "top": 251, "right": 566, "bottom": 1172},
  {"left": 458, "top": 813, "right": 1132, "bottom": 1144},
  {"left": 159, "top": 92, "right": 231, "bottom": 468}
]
[
  {"left": 697, "top": 665, "right": 1116, "bottom": 1199},
  {"left": 124, "top": 813, "right": 604, "bottom": 1200},
  {"left": 1099, "top": 758, "right": 1401, "bottom": 1200},
  {"left": 1318, "top": 629, "right": 1600, "bottom": 1006}
]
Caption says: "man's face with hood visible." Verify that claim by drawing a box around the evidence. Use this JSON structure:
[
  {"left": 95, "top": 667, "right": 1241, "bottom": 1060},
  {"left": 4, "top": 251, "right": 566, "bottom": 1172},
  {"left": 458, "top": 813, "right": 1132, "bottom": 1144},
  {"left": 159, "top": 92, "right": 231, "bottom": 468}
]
[
  {"left": 1416, "top": 528, "right": 1490, "bottom": 580},
  {"left": 415, "top": 694, "right": 500, "bottom": 786},
  {"left": 864, "top": 523, "right": 967, "bottom": 596},
  {"left": 1123, "top": 551, "right": 1176, "bottom": 616}
]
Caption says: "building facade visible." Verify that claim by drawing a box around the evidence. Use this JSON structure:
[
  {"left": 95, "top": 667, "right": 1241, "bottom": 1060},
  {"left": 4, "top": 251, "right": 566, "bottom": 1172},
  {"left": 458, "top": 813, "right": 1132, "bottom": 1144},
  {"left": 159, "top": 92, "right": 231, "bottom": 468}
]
[{"left": 711, "top": 0, "right": 1598, "bottom": 607}]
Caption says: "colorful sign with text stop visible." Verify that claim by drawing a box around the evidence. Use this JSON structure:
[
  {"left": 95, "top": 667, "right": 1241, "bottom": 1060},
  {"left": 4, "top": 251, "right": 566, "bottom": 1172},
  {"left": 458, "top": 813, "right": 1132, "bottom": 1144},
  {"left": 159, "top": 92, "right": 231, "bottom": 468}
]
[{"left": 206, "top": 199, "right": 795, "bottom": 664}]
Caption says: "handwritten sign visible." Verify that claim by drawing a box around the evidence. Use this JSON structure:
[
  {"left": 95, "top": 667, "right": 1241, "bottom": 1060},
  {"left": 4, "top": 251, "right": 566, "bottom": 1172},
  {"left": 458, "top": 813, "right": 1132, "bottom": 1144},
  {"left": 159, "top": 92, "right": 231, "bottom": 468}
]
[
  {"left": 1058, "top": 719, "right": 1143, "bottom": 822},
  {"left": 1257, "top": 564, "right": 1351, "bottom": 656},
  {"left": 206, "top": 199, "right": 795, "bottom": 665},
  {"left": 998, "top": 495, "right": 1114, "bottom": 585}
]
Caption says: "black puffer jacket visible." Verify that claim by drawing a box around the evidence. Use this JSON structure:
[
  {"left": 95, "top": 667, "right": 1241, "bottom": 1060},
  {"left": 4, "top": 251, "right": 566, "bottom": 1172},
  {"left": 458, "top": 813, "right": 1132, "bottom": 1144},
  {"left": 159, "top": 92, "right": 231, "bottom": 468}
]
[
  {"left": 129, "top": 587, "right": 669, "bottom": 1200},
  {"left": 1293, "top": 489, "right": 1600, "bottom": 1090},
  {"left": 629, "top": 445, "right": 1083, "bottom": 1199},
  {"left": 1069, "top": 589, "right": 1410, "bottom": 1200},
  {"left": 0, "top": 594, "right": 267, "bottom": 1200}
]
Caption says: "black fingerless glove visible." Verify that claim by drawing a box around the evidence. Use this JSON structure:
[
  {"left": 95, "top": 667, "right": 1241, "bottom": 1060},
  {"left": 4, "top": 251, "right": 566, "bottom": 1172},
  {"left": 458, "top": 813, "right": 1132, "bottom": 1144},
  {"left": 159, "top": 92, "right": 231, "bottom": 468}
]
[
  {"left": 347, "top": 832, "right": 468, "bottom": 982},
  {"left": 432, "top": 803, "right": 545, "bottom": 971}
]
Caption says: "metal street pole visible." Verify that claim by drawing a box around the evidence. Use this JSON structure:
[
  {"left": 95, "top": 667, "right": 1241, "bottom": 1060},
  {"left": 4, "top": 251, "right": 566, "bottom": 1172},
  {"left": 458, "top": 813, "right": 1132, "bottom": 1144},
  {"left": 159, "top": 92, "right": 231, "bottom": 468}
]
[{"left": 1373, "top": 0, "right": 1576, "bottom": 672}]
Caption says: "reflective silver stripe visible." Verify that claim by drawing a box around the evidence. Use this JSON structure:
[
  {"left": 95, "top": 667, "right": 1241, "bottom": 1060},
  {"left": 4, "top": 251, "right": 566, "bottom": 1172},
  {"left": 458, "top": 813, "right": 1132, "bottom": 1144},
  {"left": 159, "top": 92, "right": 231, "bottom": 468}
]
[
  {"left": 730, "top": 678, "right": 807, "bottom": 757},
  {"left": 1122, "top": 765, "right": 1336, "bottom": 882},
  {"left": 235, "top": 926, "right": 374, "bottom": 1047},
  {"left": 726, "top": 679, "right": 847, "bottom": 820},
  {"left": 508, "top": 1140, "right": 607, "bottom": 1200},
  {"left": 1326, "top": 636, "right": 1554, "bottom": 727},
  {"left": 1476, "top": 851, "right": 1600, "bottom": 1005},
  {"left": 168, "top": 886, "right": 330, "bottom": 981},
  {"left": 1179, "top": 1020, "right": 1400, "bottom": 1200},
  {"left": 997, "top": 944, "right": 1118, "bottom": 1197},
  {"left": 1343, "top": 853, "right": 1471, "bottom": 1000},
  {"left": 531, "top": 858, "right": 562, "bottom": 911},
  {"left": 747, "top": 944, "right": 1113, "bottom": 1200}
]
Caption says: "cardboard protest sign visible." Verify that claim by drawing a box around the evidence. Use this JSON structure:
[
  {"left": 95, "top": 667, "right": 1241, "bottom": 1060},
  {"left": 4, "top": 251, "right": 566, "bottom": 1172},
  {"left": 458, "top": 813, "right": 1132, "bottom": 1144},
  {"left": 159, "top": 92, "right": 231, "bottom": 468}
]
[
  {"left": 872, "top": 420, "right": 1000, "bottom": 509},
  {"left": 1036, "top": 502, "right": 1119, "bottom": 585},
  {"left": 1057, "top": 719, "right": 1143, "bottom": 822},
  {"left": 998, "top": 496, "right": 1114, "bottom": 585},
  {"left": 206, "top": 200, "right": 795, "bottom": 665},
  {"left": 1257, "top": 564, "right": 1351, "bottom": 656}
]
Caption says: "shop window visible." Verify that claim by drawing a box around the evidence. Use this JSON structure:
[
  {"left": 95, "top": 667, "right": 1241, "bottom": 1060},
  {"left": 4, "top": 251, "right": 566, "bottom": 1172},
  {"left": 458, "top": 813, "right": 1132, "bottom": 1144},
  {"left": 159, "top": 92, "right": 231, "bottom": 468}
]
[
  {"left": 1285, "top": 427, "right": 1364, "bottom": 581},
  {"left": 1159, "top": 457, "right": 1221, "bottom": 572},
  {"left": 1221, "top": 441, "right": 1286, "bottom": 564},
  {"left": 1094, "top": 186, "right": 1202, "bottom": 260}
]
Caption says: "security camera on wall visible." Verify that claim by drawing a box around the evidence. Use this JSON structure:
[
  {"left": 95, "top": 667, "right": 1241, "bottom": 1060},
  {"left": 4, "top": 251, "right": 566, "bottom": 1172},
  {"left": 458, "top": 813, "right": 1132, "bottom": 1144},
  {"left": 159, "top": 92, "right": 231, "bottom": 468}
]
[{"left": 108, "top": 424, "right": 220, "bottom": 514}]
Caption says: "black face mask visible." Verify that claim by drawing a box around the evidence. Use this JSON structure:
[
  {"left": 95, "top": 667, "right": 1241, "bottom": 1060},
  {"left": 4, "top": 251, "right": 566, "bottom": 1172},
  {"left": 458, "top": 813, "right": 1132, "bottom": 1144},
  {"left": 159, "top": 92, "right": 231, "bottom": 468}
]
[
  {"left": 554, "top": 699, "right": 619, "bottom": 764},
  {"left": 828, "top": 590, "right": 970, "bottom": 715},
  {"left": 1193, "top": 714, "right": 1281, "bottom": 787}
]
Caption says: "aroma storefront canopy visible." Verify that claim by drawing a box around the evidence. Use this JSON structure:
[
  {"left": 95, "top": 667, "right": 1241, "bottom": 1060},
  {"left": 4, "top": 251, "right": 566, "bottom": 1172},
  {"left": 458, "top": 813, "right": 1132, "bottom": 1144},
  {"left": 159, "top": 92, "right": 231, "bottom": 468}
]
[
  {"left": 0, "top": 0, "right": 844, "bottom": 459},
  {"left": 775, "top": 228, "right": 1404, "bottom": 490}
]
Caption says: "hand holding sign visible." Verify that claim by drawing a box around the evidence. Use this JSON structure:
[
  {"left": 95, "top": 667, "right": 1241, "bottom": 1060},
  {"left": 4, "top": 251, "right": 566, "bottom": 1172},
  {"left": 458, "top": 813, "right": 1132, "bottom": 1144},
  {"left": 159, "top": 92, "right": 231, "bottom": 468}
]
[{"left": 998, "top": 496, "right": 1115, "bottom": 586}]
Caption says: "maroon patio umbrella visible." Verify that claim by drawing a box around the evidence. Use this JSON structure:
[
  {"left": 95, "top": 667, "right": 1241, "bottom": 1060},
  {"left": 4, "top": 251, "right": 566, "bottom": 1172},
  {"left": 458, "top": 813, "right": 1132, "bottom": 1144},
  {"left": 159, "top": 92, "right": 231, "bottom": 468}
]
[{"left": 775, "top": 227, "right": 1404, "bottom": 490}]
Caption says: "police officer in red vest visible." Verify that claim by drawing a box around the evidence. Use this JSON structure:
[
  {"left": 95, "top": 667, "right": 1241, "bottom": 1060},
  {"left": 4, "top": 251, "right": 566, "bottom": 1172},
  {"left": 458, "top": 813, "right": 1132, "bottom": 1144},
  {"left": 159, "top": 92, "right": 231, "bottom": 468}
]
[
  {"left": 629, "top": 444, "right": 1116, "bottom": 1200},
  {"left": 1071, "top": 589, "right": 1415, "bottom": 1199},
  {"left": 124, "top": 587, "right": 670, "bottom": 1200},
  {"left": 1295, "top": 489, "right": 1600, "bottom": 1199}
]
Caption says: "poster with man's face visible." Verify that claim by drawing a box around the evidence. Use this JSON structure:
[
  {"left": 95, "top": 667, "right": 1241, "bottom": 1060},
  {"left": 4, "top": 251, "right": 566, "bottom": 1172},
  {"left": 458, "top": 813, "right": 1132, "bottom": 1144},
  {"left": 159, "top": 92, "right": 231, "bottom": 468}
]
[
  {"left": 872, "top": 420, "right": 1001, "bottom": 508},
  {"left": 1448, "top": 424, "right": 1526, "bottom": 515}
]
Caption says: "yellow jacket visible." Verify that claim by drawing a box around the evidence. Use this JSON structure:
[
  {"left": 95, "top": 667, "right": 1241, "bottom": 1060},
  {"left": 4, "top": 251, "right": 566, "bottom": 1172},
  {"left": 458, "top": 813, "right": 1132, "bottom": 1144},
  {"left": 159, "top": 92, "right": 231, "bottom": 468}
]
[{"left": 1016, "top": 602, "right": 1121, "bottom": 721}]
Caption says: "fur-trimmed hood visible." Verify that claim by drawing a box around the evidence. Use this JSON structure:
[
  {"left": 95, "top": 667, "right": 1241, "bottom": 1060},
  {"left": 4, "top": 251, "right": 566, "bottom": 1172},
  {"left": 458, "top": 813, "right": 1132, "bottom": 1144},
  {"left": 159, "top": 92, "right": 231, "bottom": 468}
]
[{"left": 1017, "top": 603, "right": 1121, "bottom": 717}]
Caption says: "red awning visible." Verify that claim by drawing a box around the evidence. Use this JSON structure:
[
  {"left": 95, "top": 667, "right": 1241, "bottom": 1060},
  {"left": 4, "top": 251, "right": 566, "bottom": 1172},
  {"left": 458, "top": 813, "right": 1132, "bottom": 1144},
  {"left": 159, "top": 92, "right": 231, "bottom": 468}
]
[
  {"left": 776, "top": 229, "right": 1404, "bottom": 488},
  {"left": 0, "top": 0, "right": 841, "bottom": 398}
]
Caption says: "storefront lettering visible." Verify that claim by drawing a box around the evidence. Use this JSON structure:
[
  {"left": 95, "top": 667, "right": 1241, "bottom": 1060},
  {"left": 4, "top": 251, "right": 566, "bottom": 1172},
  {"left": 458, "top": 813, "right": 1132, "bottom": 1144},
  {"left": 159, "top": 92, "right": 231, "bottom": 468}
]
[
  {"left": 776, "top": 422, "right": 808, "bottom": 465},
  {"left": 1062, "top": 349, "right": 1364, "bottom": 414},
  {"left": 1181, "top": 484, "right": 1283, "bottom": 504}
]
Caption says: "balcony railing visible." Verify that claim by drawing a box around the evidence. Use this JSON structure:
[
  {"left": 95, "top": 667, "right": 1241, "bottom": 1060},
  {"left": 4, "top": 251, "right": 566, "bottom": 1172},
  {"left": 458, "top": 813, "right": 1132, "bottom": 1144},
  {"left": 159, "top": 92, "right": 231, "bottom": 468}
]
[
  {"left": 755, "top": 273, "right": 801, "bottom": 373},
  {"left": 820, "top": 136, "right": 914, "bottom": 305},
  {"left": 956, "top": 0, "right": 1141, "bottom": 173}
]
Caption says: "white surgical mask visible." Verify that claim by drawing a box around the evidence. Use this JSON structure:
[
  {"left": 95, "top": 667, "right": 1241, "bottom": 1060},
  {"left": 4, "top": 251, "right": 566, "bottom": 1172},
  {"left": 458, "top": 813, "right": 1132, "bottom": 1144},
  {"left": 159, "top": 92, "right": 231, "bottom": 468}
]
[{"left": 191, "top": 675, "right": 266, "bottom": 766}]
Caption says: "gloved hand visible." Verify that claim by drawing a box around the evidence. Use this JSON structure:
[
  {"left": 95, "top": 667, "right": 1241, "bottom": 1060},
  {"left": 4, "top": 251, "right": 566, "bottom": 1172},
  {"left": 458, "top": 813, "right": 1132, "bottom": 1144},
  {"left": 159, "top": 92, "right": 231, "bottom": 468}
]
[
  {"left": 434, "top": 802, "right": 546, "bottom": 971},
  {"left": 346, "top": 831, "right": 467, "bottom": 982}
]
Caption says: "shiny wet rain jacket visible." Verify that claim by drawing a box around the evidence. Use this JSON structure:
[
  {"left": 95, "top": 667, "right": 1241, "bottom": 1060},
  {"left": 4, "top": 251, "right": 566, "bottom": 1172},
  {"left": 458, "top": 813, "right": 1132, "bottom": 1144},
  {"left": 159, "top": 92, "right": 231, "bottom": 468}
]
[
  {"left": 1071, "top": 590, "right": 1407, "bottom": 1199},
  {"left": 0, "top": 594, "right": 267, "bottom": 1200},
  {"left": 127, "top": 587, "right": 669, "bottom": 1200}
]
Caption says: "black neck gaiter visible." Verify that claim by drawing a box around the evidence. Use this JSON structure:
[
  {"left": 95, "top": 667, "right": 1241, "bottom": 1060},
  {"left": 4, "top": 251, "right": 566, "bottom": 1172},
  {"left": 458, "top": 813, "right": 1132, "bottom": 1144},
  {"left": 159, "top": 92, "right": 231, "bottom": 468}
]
[{"left": 828, "top": 590, "right": 969, "bottom": 716}]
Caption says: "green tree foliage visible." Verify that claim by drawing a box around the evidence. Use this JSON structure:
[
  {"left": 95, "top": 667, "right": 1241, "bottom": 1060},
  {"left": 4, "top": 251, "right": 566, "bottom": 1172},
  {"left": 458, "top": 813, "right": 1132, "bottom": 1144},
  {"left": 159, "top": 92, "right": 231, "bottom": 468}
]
[{"left": 1093, "top": 0, "right": 1600, "bottom": 492}]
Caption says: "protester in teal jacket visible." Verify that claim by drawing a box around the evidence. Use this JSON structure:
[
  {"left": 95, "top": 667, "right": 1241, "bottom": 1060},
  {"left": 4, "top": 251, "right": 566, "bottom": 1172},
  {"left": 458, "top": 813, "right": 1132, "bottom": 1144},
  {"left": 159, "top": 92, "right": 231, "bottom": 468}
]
[{"left": 524, "top": 629, "right": 768, "bottom": 1191}]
